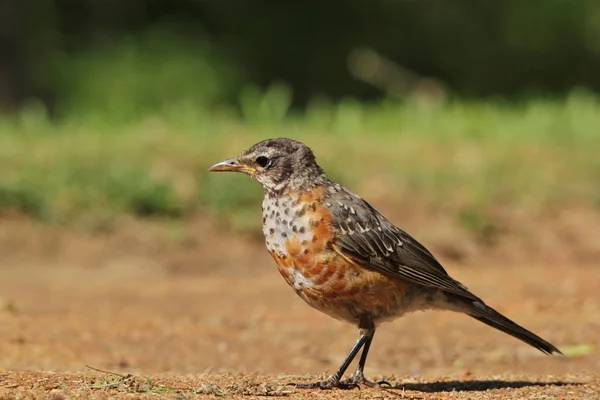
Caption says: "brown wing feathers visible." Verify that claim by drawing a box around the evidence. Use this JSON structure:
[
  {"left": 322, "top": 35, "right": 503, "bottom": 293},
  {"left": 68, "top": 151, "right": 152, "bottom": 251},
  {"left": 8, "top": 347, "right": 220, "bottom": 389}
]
[{"left": 329, "top": 189, "right": 479, "bottom": 300}]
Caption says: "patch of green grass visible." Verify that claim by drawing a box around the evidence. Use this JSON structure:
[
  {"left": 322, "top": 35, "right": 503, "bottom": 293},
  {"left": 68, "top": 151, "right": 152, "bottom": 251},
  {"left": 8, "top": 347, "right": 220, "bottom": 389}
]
[
  {"left": 198, "top": 172, "right": 264, "bottom": 232},
  {"left": 1, "top": 90, "right": 599, "bottom": 234},
  {"left": 457, "top": 207, "right": 502, "bottom": 246},
  {"left": 86, "top": 365, "right": 180, "bottom": 394},
  {"left": 560, "top": 344, "right": 595, "bottom": 357},
  {"left": 50, "top": 30, "right": 239, "bottom": 124},
  {"left": 105, "top": 169, "right": 184, "bottom": 218},
  {"left": 84, "top": 365, "right": 290, "bottom": 396},
  {"left": 0, "top": 183, "right": 47, "bottom": 218}
]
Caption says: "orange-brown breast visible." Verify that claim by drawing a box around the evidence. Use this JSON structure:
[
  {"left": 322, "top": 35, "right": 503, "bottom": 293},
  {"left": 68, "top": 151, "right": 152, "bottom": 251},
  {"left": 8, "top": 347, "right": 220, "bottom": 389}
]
[
  {"left": 266, "top": 186, "right": 335, "bottom": 281},
  {"left": 263, "top": 186, "right": 411, "bottom": 325}
]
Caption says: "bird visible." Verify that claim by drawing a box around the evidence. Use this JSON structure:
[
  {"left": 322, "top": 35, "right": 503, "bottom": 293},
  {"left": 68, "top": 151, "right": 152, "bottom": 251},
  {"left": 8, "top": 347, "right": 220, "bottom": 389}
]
[{"left": 208, "top": 137, "right": 562, "bottom": 389}]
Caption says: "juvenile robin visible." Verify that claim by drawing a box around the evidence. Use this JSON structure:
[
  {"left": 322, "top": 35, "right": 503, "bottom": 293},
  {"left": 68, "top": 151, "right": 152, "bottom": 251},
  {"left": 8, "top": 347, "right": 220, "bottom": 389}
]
[{"left": 209, "top": 138, "right": 561, "bottom": 389}]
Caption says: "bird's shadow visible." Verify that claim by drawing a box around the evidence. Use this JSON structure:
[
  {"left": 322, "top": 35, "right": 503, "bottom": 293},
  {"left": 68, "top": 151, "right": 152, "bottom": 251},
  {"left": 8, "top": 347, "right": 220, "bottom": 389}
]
[{"left": 386, "top": 379, "right": 581, "bottom": 393}]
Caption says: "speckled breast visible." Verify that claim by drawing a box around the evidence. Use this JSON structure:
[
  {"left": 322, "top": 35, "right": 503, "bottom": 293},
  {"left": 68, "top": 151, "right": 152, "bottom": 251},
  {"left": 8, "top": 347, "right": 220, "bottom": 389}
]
[
  {"left": 261, "top": 186, "right": 335, "bottom": 287},
  {"left": 261, "top": 186, "right": 411, "bottom": 325}
]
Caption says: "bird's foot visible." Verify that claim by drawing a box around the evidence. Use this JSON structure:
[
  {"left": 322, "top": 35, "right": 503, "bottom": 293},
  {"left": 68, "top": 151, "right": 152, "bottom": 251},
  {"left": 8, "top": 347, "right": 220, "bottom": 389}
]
[
  {"left": 289, "top": 376, "right": 356, "bottom": 390},
  {"left": 289, "top": 372, "right": 391, "bottom": 390},
  {"left": 339, "top": 371, "right": 392, "bottom": 388}
]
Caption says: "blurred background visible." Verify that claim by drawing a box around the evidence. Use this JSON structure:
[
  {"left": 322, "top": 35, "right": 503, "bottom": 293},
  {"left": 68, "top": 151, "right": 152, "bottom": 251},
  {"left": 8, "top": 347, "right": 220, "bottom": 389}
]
[
  {"left": 1, "top": 0, "right": 600, "bottom": 267},
  {"left": 0, "top": 0, "right": 599, "bottom": 380},
  {"left": 1, "top": 0, "right": 600, "bottom": 266}
]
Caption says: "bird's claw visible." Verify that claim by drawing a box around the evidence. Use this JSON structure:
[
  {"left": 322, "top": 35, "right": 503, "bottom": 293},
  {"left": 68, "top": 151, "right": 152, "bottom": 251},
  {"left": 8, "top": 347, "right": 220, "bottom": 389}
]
[
  {"left": 289, "top": 376, "right": 357, "bottom": 390},
  {"left": 340, "top": 372, "right": 392, "bottom": 388},
  {"left": 289, "top": 373, "right": 391, "bottom": 390}
]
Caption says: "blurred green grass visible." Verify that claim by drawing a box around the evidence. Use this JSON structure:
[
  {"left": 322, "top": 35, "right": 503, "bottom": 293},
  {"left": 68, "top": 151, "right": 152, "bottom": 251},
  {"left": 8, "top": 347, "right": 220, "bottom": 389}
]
[{"left": 2, "top": 87, "right": 599, "bottom": 235}]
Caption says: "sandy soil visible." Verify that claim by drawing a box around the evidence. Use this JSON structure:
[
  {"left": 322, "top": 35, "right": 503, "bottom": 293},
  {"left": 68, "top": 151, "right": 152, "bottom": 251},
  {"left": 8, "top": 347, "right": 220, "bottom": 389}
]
[{"left": 0, "top": 218, "right": 599, "bottom": 399}]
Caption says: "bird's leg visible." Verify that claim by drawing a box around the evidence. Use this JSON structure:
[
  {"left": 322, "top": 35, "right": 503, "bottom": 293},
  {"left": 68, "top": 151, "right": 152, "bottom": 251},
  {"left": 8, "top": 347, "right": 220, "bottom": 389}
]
[
  {"left": 291, "top": 333, "right": 371, "bottom": 389},
  {"left": 339, "top": 329, "right": 391, "bottom": 388}
]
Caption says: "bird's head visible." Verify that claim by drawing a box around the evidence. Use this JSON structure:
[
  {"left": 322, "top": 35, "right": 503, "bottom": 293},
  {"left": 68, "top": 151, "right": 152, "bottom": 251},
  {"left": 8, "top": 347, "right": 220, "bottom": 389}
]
[{"left": 209, "top": 138, "right": 325, "bottom": 193}]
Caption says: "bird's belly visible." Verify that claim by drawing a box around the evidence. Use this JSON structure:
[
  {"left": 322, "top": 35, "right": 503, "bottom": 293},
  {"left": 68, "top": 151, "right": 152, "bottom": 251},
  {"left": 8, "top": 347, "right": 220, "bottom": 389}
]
[{"left": 270, "top": 249, "right": 430, "bottom": 325}]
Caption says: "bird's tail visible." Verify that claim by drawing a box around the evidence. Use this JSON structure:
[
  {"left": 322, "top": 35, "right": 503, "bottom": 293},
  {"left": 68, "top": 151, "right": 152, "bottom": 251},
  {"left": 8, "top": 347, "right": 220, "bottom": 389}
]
[{"left": 462, "top": 300, "right": 562, "bottom": 355}]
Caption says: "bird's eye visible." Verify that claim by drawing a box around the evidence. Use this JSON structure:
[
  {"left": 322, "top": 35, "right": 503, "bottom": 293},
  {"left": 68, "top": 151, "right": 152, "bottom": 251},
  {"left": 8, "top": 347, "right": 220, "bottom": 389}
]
[{"left": 255, "top": 156, "right": 270, "bottom": 168}]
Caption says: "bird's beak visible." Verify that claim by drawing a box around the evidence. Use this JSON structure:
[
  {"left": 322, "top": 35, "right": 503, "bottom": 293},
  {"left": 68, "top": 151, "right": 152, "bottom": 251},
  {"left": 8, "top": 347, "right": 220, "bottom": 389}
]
[{"left": 208, "top": 158, "right": 255, "bottom": 173}]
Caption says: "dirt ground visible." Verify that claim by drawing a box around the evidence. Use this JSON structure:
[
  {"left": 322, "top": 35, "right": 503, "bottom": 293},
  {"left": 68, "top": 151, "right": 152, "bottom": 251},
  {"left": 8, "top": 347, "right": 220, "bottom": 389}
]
[{"left": 0, "top": 217, "right": 599, "bottom": 399}]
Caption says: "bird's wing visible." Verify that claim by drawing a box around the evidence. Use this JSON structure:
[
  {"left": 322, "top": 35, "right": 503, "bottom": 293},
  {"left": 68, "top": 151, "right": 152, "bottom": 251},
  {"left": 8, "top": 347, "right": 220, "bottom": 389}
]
[{"left": 327, "top": 186, "right": 479, "bottom": 300}]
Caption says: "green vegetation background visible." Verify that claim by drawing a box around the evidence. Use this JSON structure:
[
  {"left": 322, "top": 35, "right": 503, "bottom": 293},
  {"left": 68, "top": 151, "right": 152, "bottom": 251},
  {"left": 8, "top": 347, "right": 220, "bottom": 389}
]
[{"left": 1, "top": 2, "right": 600, "bottom": 235}]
